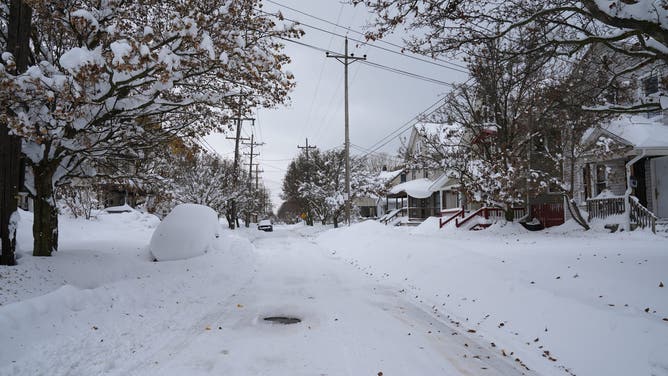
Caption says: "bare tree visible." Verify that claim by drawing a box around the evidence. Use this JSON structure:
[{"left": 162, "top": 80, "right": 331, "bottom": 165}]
[{"left": 356, "top": 0, "right": 668, "bottom": 111}]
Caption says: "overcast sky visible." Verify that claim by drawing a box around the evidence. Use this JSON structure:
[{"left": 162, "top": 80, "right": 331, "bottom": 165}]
[{"left": 204, "top": 0, "right": 468, "bottom": 210}]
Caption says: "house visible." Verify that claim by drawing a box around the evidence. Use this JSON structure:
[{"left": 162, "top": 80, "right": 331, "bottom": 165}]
[
  {"left": 375, "top": 167, "right": 405, "bottom": 216},
  {"left": 568, "top": 114, "right": 668, "bottom": 230},
  {"left": 566, "top": 52, "right": 668, "bottom": 231},
  {"left": 383, "top": 122, "right": 465, "bottom": 224}
]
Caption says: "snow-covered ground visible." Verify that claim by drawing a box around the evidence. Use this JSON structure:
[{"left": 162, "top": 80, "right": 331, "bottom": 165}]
[
  {"left": 1, "top": 210, "right": 666, "bottom": 375},
  {"left": 318, "top": 219, "right": 668, "bottom": 376}
]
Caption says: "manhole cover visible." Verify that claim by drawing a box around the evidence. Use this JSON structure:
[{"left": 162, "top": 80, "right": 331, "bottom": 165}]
[{"left": 263, "top": 316, "right": 301, "bottom": 325}]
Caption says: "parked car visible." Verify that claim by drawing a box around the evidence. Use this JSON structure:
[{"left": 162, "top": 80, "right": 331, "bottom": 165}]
[{"left": 257, "top": 219, "right": 273, "bottom": 232}]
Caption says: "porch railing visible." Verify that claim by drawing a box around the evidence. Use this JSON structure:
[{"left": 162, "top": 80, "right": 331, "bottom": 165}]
[
  {"left": 587, "top": 196, "right": 626, "bottom": 221},
  {"left": 586, "top": 195, "right": 656, "bottom": 233},
  {"left": 629, "top": 196, "right": 657, "bottom": 233},
  {"left": 454, "top": 207, "right": 527, "bottom": 229},
  {"left": 439, "top": 208, "right": 464, "bottom": 228},
  {"left": 380, "top": 207, "right": 407, "bottom": 225}
]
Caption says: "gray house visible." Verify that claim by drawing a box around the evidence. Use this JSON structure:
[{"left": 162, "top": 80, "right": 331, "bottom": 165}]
[{"left": 569, "top": 115, "right": 668, "bottom": 228}]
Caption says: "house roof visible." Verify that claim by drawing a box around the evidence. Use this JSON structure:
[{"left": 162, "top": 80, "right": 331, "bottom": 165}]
[
  {"left": 388, "top": 178, "right": 434, "bottom": 199},
  {"left": 428, "top": 172, "right": 458, "bottom": 192},
  {"left": 387, "top": 174, "right": 458, "bottom": 199},
  {"left": 377, "top": 169, "right": 403, "bottom": 183},
  {"left": 406, "top": 122, "right": 463, "bottom": 156},
  {"left": 602, "top": 115, "right": 668, "bottom": 150}
]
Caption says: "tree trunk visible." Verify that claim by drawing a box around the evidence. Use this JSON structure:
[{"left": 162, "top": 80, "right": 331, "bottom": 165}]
[
  {"left": 0, "top": 124, "right": 21, "bottom": 265},
  {"left": 32, "top": 163, "right": 58, "bottom": 256},
  {"left": 225, "top": 211, "right": 235, "bottom": 229},
  {"left": 1, "top": 0, "right": 32, "bottom": 265},
  {"left": 504, "top": 203, "right": 515, "bottom": 222},
  {"left": 564, "top": 193, "right": 590, "bottom": 230}
]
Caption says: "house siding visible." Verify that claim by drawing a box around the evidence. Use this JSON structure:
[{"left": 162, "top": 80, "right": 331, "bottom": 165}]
[{"left": 605, "top": 159, "right": 627, "bottom": 196}]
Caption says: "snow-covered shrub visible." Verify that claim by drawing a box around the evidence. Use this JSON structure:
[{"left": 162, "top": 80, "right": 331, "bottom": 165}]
[
  {"left": 56, "top": 183, "right": 99, "bottom": 220},
  {"left": 149, "top": 204, "right": 221, "bottom": 261}
]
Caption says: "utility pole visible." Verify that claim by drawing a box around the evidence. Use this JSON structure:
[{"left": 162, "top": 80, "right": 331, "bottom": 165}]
[
  {"left": 255, "top": 164, "right": 264, "bottom": 191},
  {"left": 326, "top": 37, "right": 366, "bottom": 226},
  {"left": 297, "top": 138, "right": 317, "bottom": 226},
  {"left": 226, "top": 94, "right": 250, "bottom": 229},
  {"left": 297, "top": 138, "right": 317, "bottom": 160},
  {"left": 1, "top": 0, "right": 31, "bottom": 266},
  {"left": 242, "top": 132, "right": 263, "bottom": 226},
  {"left": 242, "top": 131, "right": 263, "bottom": 189}
]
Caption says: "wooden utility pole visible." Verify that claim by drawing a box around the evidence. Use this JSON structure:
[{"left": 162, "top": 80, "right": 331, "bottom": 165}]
[
  {"left": 226, "top": 95, "right": 250, "bottom": 229},
  {"left": 242, "top": 132, "right": 263, "bottom": 227},
  {"left": 297, "top": 138, "right": 316, "bottom": 160},
  {"left": 255, "top": 164, "right": 263, "bottom": 191},
  {"left": 326, "top": 37, "right": 366, "bottom": 226},
  {"left": 297, "top": 138, "right": 317, "bottom": 226},
  {"left": 242, "top": 132, "right": 263, "bottom": 189},
  {"left": 1, "top": 0, "right": 31, "bottom": 266}
]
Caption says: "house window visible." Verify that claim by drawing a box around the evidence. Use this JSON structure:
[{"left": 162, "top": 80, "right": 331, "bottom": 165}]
[
  {"left": 400, "top": 173, "right": 406, "bottom": 183},
  {"left": 595, "top": 164, "right": 608, "bottom": 195},
  {"left": 582, "top": 165, "right": 591, "bottom": 199},
  {"left": 424, "top": 169, "right": 429, "bottom": 179},
  {"left": 643, "top": 75, "right": 659, "bottom": 96},
  {"left": 411, "top": 170, "right": 416, "bottom": 180}
]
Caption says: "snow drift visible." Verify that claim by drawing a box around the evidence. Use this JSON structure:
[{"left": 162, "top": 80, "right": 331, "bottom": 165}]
[{"left": 149, "top": 204, "right": 221, "bottom": 261}]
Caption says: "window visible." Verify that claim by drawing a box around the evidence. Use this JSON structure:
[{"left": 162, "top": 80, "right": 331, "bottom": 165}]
[
  {"left": 583, "top": 165, "right": 591, "bottom": 199},
  {"left": 595, "top": 164, "right": 607, "bottom": 195},
  {"left": 400, "top": 173, "right": 406, "bottom": 183},
  {"left": 643, "top": 75, "right": 659, "bottom": 96},
  {"left": 424, "top": 169, "right": 429, "bottom": 179}
]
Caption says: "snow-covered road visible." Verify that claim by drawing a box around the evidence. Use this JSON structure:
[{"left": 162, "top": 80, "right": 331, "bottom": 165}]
[
  {"left": 1, "top": 214, "right": 531, "bottom": 376},
  {"left": 162, "top": 228, "right": 531, "bottom": 376},
  {"left": 4, "top": 212, "right": 666, "bottom": 375}
]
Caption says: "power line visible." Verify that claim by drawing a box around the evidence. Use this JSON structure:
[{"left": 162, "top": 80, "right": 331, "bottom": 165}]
[
  {"left": 361, "top": 96, "right": 446, "bottom": 157},
  {"left": 262, "top": 0, "right": 468, "bottom": 71},
  {"left": 279, "top": 38, "right": 453, "bottom": 87},
  {"left": 359, "top": 60, "right": 454, "bottom": 86},
  {"left": 300, "top": 3, "right": 345, "bottom": 144}
]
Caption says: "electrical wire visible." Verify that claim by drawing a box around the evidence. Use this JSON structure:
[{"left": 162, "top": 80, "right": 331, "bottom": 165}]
[
  {"left": 300, "top": 3, "right": 345, "bottom": 144},
  {"left": 361, "top": 96, "right": 446, "bottom": 157},
  {"left": 279, "top": 38, "right": 454, "bottom": 87},
  {"left": 262, "top": 0, "right": 468, "bottom": 71}
]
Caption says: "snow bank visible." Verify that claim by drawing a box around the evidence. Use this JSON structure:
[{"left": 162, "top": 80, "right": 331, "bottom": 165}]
[
  {"left": 149, "top": 204, "right": 221, "bottom": 261},
  {"left": 1, "top": 207, "right": 257, "bottom": 375},
  {"left": 317, "top": 222, "right": 668, "bottom": 376}
]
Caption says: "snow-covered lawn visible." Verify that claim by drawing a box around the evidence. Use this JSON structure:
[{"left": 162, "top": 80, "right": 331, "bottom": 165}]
[{"left": 1, "top": 210, "right": 666, "bottom": 375}]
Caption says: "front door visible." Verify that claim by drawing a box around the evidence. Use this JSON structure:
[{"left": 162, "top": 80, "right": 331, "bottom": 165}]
[{"left": 653, "top": 156, "right": 668, "bottom": 218}]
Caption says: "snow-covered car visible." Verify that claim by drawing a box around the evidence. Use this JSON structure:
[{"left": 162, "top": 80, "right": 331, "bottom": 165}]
[
  {"left": 257, "top": 219, "right": 273, "bottom": 232},
  {"left": 149, "top": 204, "right": 221, "bottom": 261}
]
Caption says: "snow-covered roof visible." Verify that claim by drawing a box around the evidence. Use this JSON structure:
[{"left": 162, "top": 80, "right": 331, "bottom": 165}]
[
  {"left": 414, "top": 122, "right": 462, "bottom": 143},
  {"left": 427, "top": 173, "right": 458, "bottom": 192},
  {"left": 406, "top": 122, "right": 464, "bottom": 156},
  {"left": 602, "top": 115, "right": 668, "bottom": 150},
  {"left": 104, "top": 204, "right": 134, "bottom": 213},
  {"left": 377, "top": 169, "right": 403, "bottom": 183},
  {"left": 389, "top": 178, "right": 434, "bottom": 199}
]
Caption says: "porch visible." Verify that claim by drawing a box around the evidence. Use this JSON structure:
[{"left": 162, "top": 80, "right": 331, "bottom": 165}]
[{"left": 586, "top": 195, "right": 658, "bottom": 233}]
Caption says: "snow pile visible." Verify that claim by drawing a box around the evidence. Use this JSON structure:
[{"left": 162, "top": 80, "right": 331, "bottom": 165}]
[
  {"left": 1, "top": 207, "right": 256, "bottom": 375},
  {"left": 149, "top": 204, "right": 221, "bottom": 261}
]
